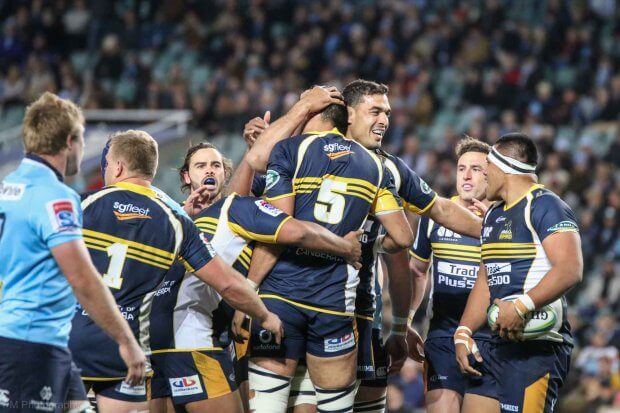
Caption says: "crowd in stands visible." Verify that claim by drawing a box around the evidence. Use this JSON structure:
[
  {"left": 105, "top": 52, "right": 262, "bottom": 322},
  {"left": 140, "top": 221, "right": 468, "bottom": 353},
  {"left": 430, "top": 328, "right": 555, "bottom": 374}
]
[{"left": 1, "top": 1, "right": 619, "bottom": 411}]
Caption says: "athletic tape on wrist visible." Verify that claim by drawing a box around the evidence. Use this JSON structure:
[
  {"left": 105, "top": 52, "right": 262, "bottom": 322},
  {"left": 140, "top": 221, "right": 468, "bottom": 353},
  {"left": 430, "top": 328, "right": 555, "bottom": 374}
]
[{"left": 246, "top": 278, "right": 259, "bottom": 291}]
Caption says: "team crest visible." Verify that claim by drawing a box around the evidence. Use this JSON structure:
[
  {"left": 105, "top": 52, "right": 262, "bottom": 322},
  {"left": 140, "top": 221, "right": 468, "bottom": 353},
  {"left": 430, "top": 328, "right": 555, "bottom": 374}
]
[
  {"left": 265, "top": 170, "right": 280, "bottom": 191},
  {"left": 498, "top": 221, "right": 513, "bottom": 240}
]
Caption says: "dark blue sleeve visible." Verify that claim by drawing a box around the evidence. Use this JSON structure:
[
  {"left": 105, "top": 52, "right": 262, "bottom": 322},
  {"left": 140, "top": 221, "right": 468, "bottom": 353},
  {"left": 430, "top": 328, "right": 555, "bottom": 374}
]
[
  {"left": 228, "top": 196, "right": 292, "bottom": 243},
  {"left": 410, "top": 215, "right": 432, "bottom": 262},
  {"left": 530, "top": 192, "right": 579, "bottom": 243},
  {"left": 264, "top": 139, "right": 296, "bottom": 201},
  {"left": 393, "top": 156, "right": 437, "bottom": 214},
  {"left": 251, "top": 174, "right": 267, "bottom": 197}
]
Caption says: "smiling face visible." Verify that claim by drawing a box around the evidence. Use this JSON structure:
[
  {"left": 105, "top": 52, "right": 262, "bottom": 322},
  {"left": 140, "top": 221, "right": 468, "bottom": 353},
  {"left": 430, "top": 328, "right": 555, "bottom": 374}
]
[
  {"left": 347, "top": 94, "right": 391, "bottom": 149},
  {"left": 456, "top": 151, "right": 488, "bottom": 202},
  {"left": 183, "top": 148, "right": 227, "bottom": 200}
]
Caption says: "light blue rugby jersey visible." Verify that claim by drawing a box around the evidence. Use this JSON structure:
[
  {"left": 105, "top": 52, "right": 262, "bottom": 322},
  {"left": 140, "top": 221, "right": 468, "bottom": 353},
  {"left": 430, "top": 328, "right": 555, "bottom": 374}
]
[{"left": 0, "top": 155, "right": 82, "bottom": 348}]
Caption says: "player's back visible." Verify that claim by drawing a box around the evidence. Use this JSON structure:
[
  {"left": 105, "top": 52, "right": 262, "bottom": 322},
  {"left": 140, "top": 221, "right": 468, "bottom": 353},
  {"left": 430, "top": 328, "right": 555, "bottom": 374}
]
[
  {"left": 70, "top": 181, "right": 213, "bottom": 378},
  {"left": 0, "top": 156, "right": 82, "bottom": 348},
  {"left": 262, "top": 129, "right": 399, "bottom": 314}
]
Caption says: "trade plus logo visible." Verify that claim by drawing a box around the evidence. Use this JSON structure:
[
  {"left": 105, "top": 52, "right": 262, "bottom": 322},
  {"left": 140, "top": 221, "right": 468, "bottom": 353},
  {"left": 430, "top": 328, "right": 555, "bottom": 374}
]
[{"left": 169, "top": 375, "right": 203, "bottom": 397}]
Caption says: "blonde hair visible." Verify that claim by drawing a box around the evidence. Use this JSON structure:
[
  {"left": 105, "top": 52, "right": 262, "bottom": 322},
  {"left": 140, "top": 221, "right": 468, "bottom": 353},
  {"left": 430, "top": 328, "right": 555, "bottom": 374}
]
[
  {"left": 22, "top": 92, "right": 84, "bottom": 155},
  {"left": 455, "top": 136, "right": 491, "bottom": 158},
  {"left": 108, "top": 130, "right": 159, "bottom": 179}
]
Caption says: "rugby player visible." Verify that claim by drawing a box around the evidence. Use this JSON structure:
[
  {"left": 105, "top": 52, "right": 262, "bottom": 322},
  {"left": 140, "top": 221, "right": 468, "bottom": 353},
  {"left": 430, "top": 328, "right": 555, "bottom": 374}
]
[
  {"left": 0, "top": 92, "right": 145, "bottom": 413},
  {"left": 69, "top": 130, "right": 283, "bottom": 413},
  {"left": 148, "top": 140, "right": 363, "bottom": 413},
  {"left": 342, "top": 79, "right": 485, "bottom": 413},
  {"left": 409, "top": 137, "right": 494, "bottom": 413},
  {"left": 456, "top": 133, "right": 583, "bottom": 413},
  {"left": 245, "top": 89, "right": 413, "bottom": 413}
]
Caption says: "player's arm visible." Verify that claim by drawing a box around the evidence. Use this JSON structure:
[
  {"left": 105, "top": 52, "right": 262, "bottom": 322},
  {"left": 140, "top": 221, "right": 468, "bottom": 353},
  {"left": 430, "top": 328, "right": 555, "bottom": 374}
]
[
  {"left": 425, "top": 196, "right": 482, "bottom": 239},
  {"left": 527, "top": 231, "right": 582, "bottom": 306},
  {"left": 454, "top": 262, "right": 490, "bottom": 376},
  {"left": 193, "top": 256, "right": 283, "bottom": 343},
  {"left": 246, "top": 86, "right": 344, "bottom": 172},
  {"left": 52, "top": 240, "right": 145, "bottom": 386},
  {"left": 228, "top": 113, "right": 271, "bottom": 195},
  {"left": 373, "top": 166, "right": 414, "bottom": 251},
  {"left": 408, "top": 216, "right": 432, "bottom": 317}
]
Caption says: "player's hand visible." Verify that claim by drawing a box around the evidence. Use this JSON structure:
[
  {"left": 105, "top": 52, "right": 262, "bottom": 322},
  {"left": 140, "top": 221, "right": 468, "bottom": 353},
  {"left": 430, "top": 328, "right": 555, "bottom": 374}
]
[
  {"left": 343, "top": 229, "right": 363, "bottom": 269},
  {"left": 243, "top": 111, "right": 270, "bottom": 149},
  {"left": 385, "top": 333, "right": 408, "bottom": 375},
  {"left": 119, "top": 336, "right": 147, "bottom": 386},
  {"left": 407, "top": 326, "right": 425, "bottom": 363},
  {"left": 492, "top": 299, "right": 524, "bottom": 341},
  {"left": 183, "top": 185, "right": 212, "bottom": 216},
  {"left": 468, "top": 198, "right": 488, "bottom": 216},
  {"left": 231, "top": 310, "right": 250, "bottom": 343},
  {"left": 259, "top": 311, "right": 284, "bottom": 345},
  {"left": 454, "top": 326, "right": 483, "bottom": 377},
  {"left": 298, "top": 85, "right": 345, "bottom": 115}
]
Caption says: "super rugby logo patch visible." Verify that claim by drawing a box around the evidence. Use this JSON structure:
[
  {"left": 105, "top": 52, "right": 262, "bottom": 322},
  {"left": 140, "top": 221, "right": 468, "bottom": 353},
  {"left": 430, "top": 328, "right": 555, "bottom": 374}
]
[
  {"left": 46, "top": 199, "right": 80, "bottom": 233},
  {"left": 265, "top": 170, "right": 280, "bottom": 191},
  {"left": 255, "top": 200, "right": 283, "bottom": 217},
  {"left": 324, "top": 333, "right": 355, "bottom": 353}
]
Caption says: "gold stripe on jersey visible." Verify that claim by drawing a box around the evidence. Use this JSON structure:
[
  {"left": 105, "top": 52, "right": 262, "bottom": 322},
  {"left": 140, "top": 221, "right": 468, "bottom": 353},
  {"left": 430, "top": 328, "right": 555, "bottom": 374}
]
[
  {"left": 372, "top": 187, "right": 402, "bottom": 215},
  {"left": 259, "top": 294, "right": 355, "bottom": 317},
  {"left": 481, "top": 242, "right": 536, "bottom": 249},
  {"left": 404, "top": 193, "right": 438, "bottom": 215},
  {"left": 195, "top": 221, "right": 217, "bottom": 235},
  {"left": 409, "top": 249, "right": 431, "bottom": 263},
  {"left": 432, "top": 243, "right": 481, "bottom": 252},
  {"left": 82, "top": 235, "right": 174, "bottom": 266},
  {"left": 83, "top": 229, "right": 175, "bottom": 261},
  {"left": 83, "top": 242, "right": 171, "bottom": 270},
  {"left": 431, "top": 243, "right": 481, "bottom": 263},
  {"left": 293, "top": 175, "right": 377, "bottom": 203},
  {"left": 177, "top": 256, "right": 196, "bottom": 273},
  {"left": 151, "top": 347, "right": 224, "bottom": 354},
  {"left": 482, "top": 242, "right": 537, "bottom": 259},
  {"left": 228, "top": 216, "right": 292, "bottom": 244},
  {"left": 195, "top": 217, "right": 219, "bottom": 226}
]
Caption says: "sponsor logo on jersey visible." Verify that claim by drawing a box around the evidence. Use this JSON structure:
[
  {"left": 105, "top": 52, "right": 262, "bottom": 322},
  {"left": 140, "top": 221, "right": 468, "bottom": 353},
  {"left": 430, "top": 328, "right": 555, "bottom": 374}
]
[
  {"left": 323, "top": 143, "right": 353, "bottom": 160},
  {"left": 498, "top": 221, "right": 512, "bottom": 240},
  {"left": 420, "top": 178, "right": 432, "bottom": 194},
  {"left": 113, "top": 202, "right": 151, "bottom": 220},
  {"left": 500, "top": 403, "right": 519, "bottom": 412},
  {"left": 169, "top": 375, "right": 203, "bottom": 397},
  {"left": 116, "top": 381, "right": 146, "bottom": 396},
  {"left": 0, "top": 182, "right": 25, "bottom": 201},
  {"left": 437, "top": 226, "right": 462, "bottom": 239},
  {"left": 547, "top": 220, "right": 578, "bottom": 233},
  {"left": 255, "top": 329, "right": 279, "bottom": 350},
  {"left": 27, "top": 386, "right": 54, "bottom": 412},
  {"left": 255, "top": 199, "right": 283, "bottom": 217},
  {"left": 429, "top": 374, "right": 448, "bottom": 382},
  {"left": 495, "top": 216, "right": 507, "bottom": 223},
  {"left": 265, "top": 170, "right": 280, "bottom": 191},
  {"left": 324, "top": 333, "right": 355, "bottom": 353},
  {"left": 485, "top": 262, "right": 512, "bottom": 275},
  {"left": 46, "top": 199, "right": 79, "bottom": 233},
  {"left": 482, "top": 226, "right": 493, "bottom": 238},
  {"left": 437, "top": 262, "right": 478, "bottom": 278}
]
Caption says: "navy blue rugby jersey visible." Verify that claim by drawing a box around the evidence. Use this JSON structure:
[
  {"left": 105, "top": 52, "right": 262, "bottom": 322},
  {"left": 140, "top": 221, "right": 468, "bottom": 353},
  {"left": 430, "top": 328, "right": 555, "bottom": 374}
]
[
  {"left": 481, "top": 185, "right": 579, "bottom": 344},
  {"left": 149, "top": 194, "right": 290, "bottom": 352},
  {"left": 261, "top": 129, "right": 402, "bottom": 314},
  {"left": 411, "top": 196, "right": 490, "bottom": 340},
  {"left": 69, "top": 181, "right": 215, "bottom": 379},
  {"left": 355, "top": 151, "right": 437, "bottom": 319}
]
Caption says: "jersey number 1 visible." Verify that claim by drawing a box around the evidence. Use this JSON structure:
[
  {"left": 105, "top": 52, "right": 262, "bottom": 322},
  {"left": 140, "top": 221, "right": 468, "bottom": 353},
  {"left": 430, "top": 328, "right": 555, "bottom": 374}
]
[
  {"left": 102, "top": 242, "right": 128, "bottom": 289},
  {"left": 314, "top": 179, "right": 346, "bottom": 224}
]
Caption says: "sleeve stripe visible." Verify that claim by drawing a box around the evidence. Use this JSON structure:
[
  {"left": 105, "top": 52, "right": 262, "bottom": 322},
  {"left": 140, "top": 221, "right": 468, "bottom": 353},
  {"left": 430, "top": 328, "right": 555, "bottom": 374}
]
[
  {"left": 409, "top": 249, "right": 431, "bottom": 263},
  {"left": 265, "top": 193, "right": 295, "bottom": 202},
  {"left": 273, "top": 216, "right": 293, "bottom": 243},
  {"left": 404, "top": 193, "right": 437, "bottom": 215}
]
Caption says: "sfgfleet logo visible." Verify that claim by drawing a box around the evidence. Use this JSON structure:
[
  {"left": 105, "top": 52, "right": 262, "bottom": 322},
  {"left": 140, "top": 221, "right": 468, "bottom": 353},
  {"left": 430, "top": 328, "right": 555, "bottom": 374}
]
[
  {"left": 323, "top": 143, "right": 351, "bottom": 153},
  {"left": 170, "top": 375, "right": 203, "bottom": 397},
  {"left": 324, "top": 333, "right": 355, "bottom": 353},
  {"left": 113, "top": 202, "right": 151, "bottom": 220}
]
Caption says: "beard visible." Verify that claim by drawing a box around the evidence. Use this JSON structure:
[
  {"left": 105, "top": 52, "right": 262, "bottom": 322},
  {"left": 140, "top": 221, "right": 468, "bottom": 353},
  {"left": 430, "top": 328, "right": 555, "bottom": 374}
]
[{"left": 65, "top": 153, "right": 80, "bottom": 176}]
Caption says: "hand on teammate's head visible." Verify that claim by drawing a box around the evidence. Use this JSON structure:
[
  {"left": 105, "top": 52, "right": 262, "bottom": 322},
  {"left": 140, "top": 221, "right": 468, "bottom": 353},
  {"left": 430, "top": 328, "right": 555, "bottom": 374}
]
[{"left": 299, "top": 85, "right": 345, "bottom": 115}]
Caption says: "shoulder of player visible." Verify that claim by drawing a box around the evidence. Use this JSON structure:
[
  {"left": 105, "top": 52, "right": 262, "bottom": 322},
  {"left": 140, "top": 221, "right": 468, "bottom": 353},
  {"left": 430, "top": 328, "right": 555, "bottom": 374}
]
[
  {"left": 194, "top": 196, "right": 227, "bottom": 222},
  {"left": 529, "top": 187, "right": 568, "bottom": 209},
  {"left": 33, "top": 180, "right": 80, "bottom": 204}
]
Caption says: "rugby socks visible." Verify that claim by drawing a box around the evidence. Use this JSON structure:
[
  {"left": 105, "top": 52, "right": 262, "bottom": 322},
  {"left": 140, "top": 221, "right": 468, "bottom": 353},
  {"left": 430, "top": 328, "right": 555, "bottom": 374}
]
[
  {"left": 353, "top": 395, "right": 387, "bottom": 413},
  {"left": 315, "top": 381, "right": 357, "bottom": 413},
  {"left": 248, "top": 362, "right": 292, "bottom": 412}
]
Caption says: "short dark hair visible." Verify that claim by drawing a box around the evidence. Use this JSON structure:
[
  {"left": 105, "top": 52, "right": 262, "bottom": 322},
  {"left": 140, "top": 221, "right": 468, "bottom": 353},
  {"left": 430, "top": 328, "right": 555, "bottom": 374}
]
[
  {"left": 343, "top": 79, "right": 389, "bottom": 107},
  {"left": 455, "top": 136, "right": 491, "bottom": 158},
  {"left": 178, "top": 142, "right": 233, "bottom": 193},
  {"left": 320, "top": 104, "right": 348, "bottom": 135},
  {"left": 495, "top": 132, "right": 539, "bottom": 167}
]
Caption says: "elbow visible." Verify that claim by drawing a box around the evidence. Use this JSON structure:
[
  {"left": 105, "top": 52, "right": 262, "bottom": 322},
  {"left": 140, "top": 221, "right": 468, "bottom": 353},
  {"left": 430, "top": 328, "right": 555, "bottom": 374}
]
[
  {"left": 246, "top": 151, "right": 266, "bottom": 174},
  {"left": 397, "top": 230, "right": 414, "bottom": 250}
]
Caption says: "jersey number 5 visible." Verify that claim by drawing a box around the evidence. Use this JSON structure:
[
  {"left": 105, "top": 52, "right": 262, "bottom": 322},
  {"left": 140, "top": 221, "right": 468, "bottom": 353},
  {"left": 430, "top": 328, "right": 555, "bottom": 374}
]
[
  {"left": 102, "top": 242, "right": 128, "bottom": 289},
  {"left": 314, "top": 179, "right": 346, "bottom": 224}
]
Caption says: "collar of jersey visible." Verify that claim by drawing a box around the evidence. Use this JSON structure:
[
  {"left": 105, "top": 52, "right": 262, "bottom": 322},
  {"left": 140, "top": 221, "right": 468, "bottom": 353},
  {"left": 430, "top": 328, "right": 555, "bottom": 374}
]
[
  {"left": 25, "top": 153, "right": 64, "bottom": 182},
  {"left": 305, "top": 128, "right": 346, "bottom": 139},
  {"left": 112, "top": 181, "right": 157, "bottom": 198},
  {"left": 503, "top": 183, "right": 545, "bottom": 211}
]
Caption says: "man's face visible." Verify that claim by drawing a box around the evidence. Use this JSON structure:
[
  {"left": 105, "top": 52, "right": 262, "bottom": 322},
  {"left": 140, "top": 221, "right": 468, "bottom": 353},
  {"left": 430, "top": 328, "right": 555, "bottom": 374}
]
[
  {"left": 347, "top": 94, "right": 391, "bottom": 149},
  {"left": 456, "top": 151, "right": 488, "bottom": 202},
  {"left": 183, "top": 148, "right": 227, "bottom": 199},
  {"left": 65, "top": 126, "right": 85, "bottom": 177},
  {"left": 484, "top": 157, "right": 504, "bottom": 201}
]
